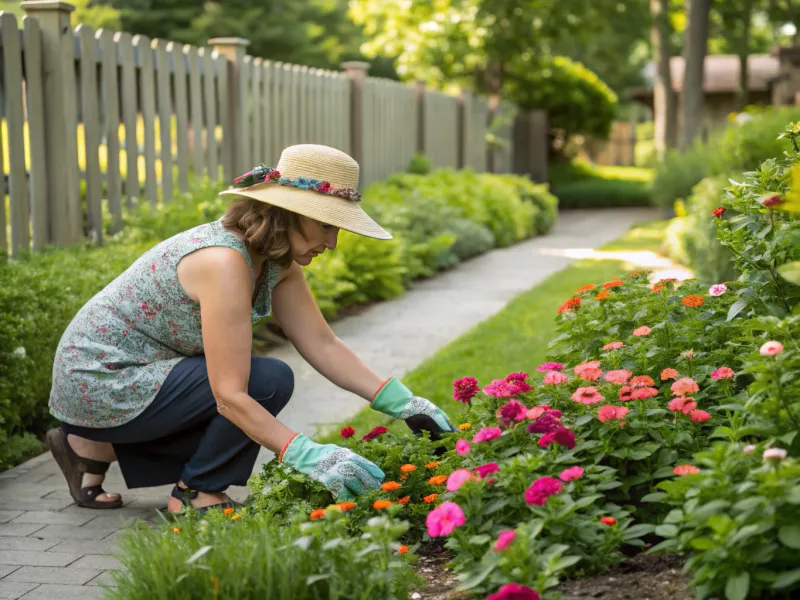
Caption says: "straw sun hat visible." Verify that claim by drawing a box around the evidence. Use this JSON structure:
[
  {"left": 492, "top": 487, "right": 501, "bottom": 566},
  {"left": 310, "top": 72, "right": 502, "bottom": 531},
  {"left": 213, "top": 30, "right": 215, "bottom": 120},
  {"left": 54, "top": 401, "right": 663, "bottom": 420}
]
[{"left": 219, "top": 144, "right": 392, "bottom": 240}]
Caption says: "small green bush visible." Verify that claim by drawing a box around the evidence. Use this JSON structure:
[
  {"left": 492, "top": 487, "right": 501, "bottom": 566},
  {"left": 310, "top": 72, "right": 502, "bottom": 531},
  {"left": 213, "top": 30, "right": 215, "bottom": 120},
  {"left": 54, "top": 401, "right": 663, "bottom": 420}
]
[
  {"left": 549, "top": 160, "right": 654, "bottom": 208},
  {"left": 407, "top": 153, "right": 432, "bottom": 175}
]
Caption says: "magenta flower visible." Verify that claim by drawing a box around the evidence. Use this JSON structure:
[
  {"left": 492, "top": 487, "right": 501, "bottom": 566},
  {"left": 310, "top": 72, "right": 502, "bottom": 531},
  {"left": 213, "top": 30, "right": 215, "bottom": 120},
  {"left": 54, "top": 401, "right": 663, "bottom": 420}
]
[
  {"left": 473, "top": 427, "right": 502, "bottom": 443},
  {"left": 527, "top": 412, "right": 562, "bottom": 434},
  {"left": 524, "top": 476, "right": 563, "bottom": 506},
  {"left": 486, "top": 584, "right": 540, "bottom": 600},
  {"left": 452, "top": 376, "right": 479, "bottom": 403},
  {"left": 543, "top": 370, "right": 568, "bottom": 385},
  {"left": 711, "top": 366, "right": 735, "bottom": 380},
  {"left": 538, "top": 428, "right": 575, "bottom": 450},
  {"left": 507, "top": 379, "right": 532, "bottom": 395},
  {"left": 597, "top": 405, "right": 629, "bottom": 423},
  {"left": 505, "top": 372, "right": 529, "bottom": 383},
  {"left": 537, "top": 362, "right": 564, "bottom": 372},
  {"left": 760, "top": 341, "right": 784, "bottom": 356},
  {"left": 455, "top": 439, "right": 471, "bottom": 455},
  {"left": 604, "top": 369, "right": 632, "bottom": 385},
  {"left": 362, "top": 426, "right": 388, "bottom": 441},
  {"left": 483, "top": 379, "right": 515, "bottom": 398},
  {"left": 446, "top": 469, "right": 476, "bottom": 491},
  {"left": 499, "top": 399, "right": 528, "bottom": 422},
  {"left": 571, "top": 386, "right": 605, "bottom": 405},
  {"left": 493, "top": 530, "right": 517, "bottom": 552},
  {"left": 559, "top": 466, "right": 584, "bottom": 482},
  {"left": 425, "top": 501, "right": 466, "bottom": 537},
  {"left": 473, "top": 462, "right": 500, "bottom": 479}
]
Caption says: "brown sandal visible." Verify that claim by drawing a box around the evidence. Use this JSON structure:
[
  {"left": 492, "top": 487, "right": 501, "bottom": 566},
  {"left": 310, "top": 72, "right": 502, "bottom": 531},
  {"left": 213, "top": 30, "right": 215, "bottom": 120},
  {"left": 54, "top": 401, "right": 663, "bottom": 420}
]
[{"left": 46, "top": 427, "right": 123, "bottom": 509}]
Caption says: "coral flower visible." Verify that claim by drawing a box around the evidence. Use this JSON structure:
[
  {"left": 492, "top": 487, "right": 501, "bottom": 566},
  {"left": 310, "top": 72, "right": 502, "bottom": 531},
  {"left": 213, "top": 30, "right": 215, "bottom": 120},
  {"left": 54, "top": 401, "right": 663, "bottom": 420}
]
[
  {"left": 382, "top": 481, "right": 401, "bottom": 492},
  {"left": 671, "top": 377, "right": 700, "bottom": 396},
  {"left": 524, "top": 476, "right": 564, "bottom": 506},
  {"left": 603, "top": 280, "right": 624, "bottom": 289},
  {"left": 604, "top": 370, "right": 632, "bottom": 385},
  {"left": 711, "top": 367, "right": 735, "bottom": 380},
  {"left": 423, "top": 494, "right": 438, "bottom": 504},
  {"left": 428, "top": 475, "right": 447, "bottom": 485},
  {"left": 574, "top": 360, "right": 601, "bottom": 376},
  {"left": 618, "top": 386, "right": 634, "bottom": 402},
  {"left": 425, "top": 461, "right": 440, "bottom": 469},
  {"left": 629, "top": 375, "right": 654, "bottom": 387},
  {"left": 452, "top": 376, "right": 480, "bottom": 403},
  {"left": 486, "top": 584, "right": 540, "bottom": 600},
  {"left": 631, "top": 386, "right": 658, "bottom": 400},
  {"left": 600, "top": 516, "right": 617, "bottom": 526},
  {"left": 543, "top": 370, "right": 569, "bottom": 385},
  {"left": 668, "top": 397, "right": 697, "bottom": 414},
  {"left": 340, "top": 426, "right": 355, "bottom": 439},
  {"left": 473, "top": 427, "right": 502, "bottom": 443},
  {"left": 362, "top": 426, "right": 388, "bottom": 441},
  {"left": 446, "top": 469, "right": 478, "bottom": 492},
  {"left": 651, "top": 283, "right": 663, "bottom": 293},
  {"left": 425, "top": 501, "right": 466, "bottom": 537},
  {"left": 538, "top": 428, "right": 576, "bottom": 450},
  {"left": 559, "top": 466, "right": 584, "bottom": 482},
  {"left": 576, "top": 284, "right": 596, "bottom": 293},
  {"left": 673, "top": 464, "right": 700, "bottom": 476},
  {"left": 602, "top": 341, "right": 624, "bottom": 351},
  {"left": 558, "top": 297, "right": 581, "bottom": 313},
  {"left": 397, "top": 496, "right": 410, "bottom": 505},
  {"left": 474, "top": 462, "right": 500, "bottom": 479},
  {"left": 632, "top": 326, "right": 651, "bottom": 337},
  {"left": 595, "top": 291, "right": 611, "bottom": 300},
  {"left": 336, "top": 502, "right": 355, "bottom": 511},
  {"left": 310, "top": 509, "right": 326, "bottom": 520},
  {"left": 690, "top": 409, "right": 711, "bottom": 422},
  {"left": 660, "top": 368, "right": 679, "bottom": 380},
  {"left": 458, "top": 423, "right": 472, "bottom": 431},
  {"left": 493, "top": 530, "right": 517, "bottom": 551},
  {"left": 709, "top": 283, "right": 727, "bottom": 296},
  {"left": 398, "top": 545, "right": 409, "bottom": 554},
  {"left": 223, "top": 507, "right": 234, "bottom": 516},
  {"left": 760, "top": 341, "right": 784, "bottom": 356},
  {"left": 682, "top": 295, "right": 704, "bottom": 308},
  {"left": 537, "top": 362, "right": 564, "bottom": 372},
  {"left": 578, "top": 367, "right": 603, "bottom": 381},
  {"left": 572, "top": 387, "right": 605, "bottom": 405},
  {"left": 400, "top": 464, "right": 417, "bottom": 473},
  {"left": 456, "top": 439, "right": 471, "bottom": 455},
  {"left": 373, "top": 500, "right": 392, "bottom": 509},
  {"left": 173, "top": 528, "right": 180, "bottom": 533},
  {"left": 597, "top": 405, "right": 629, "bottom": 422}
]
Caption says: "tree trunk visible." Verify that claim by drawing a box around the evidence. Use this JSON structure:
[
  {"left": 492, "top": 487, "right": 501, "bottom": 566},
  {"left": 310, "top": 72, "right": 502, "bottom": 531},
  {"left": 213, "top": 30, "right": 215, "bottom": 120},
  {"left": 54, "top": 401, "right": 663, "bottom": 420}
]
[
  {"left": 651, "top": 0, "right": 677, "bottom": 159},
  {"left": 736, "top": 0, "right": 754, "bottom": 108},
  {"left": 680, "top": 0, "right": 712, "bottom": 150}
]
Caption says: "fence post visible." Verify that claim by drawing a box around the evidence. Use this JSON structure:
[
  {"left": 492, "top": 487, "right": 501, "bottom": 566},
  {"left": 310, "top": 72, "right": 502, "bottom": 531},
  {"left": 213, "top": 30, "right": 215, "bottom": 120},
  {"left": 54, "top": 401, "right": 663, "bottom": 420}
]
[
  {"left": 209, "top": 37, "right": 250, "bottom": 182},
  {"left": 340, "top": 61, "right": 370, "bottom": 181},
  {"left": 486, "top": 95, "right": 499, "bottom": 173},
  {"left": 22, "top": 0, "right": 82, "bottom": 245},
  {"left": 414, "top": 81, "right": 426, "bottom": 156},
  {"left": 529, "top": 110, "right": 548, "bottom": 183}
]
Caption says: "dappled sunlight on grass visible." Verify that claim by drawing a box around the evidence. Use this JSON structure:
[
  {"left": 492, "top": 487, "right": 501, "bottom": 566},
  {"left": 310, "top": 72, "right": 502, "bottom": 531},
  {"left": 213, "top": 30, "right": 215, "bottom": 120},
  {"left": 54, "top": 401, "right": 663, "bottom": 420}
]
[{"left": 535, "top": 248, "right": 692, "bottom": 282}]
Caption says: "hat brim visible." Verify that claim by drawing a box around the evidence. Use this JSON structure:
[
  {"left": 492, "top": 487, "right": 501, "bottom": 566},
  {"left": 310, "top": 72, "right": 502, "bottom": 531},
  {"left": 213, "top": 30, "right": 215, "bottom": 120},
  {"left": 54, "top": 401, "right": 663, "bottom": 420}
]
[{"left": 219, "top": 184, "right": 392, "bottom": 240}]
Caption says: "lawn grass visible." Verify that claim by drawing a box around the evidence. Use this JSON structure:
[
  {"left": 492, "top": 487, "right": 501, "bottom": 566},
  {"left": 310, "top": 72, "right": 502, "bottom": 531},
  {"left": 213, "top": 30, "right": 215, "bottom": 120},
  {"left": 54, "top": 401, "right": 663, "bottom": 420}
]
[
  {"left": 320, "top": 220, "right": 670, "bottom": 441},
  {"left": 548, "top": 159, "right": 654, "bottom": 209}
]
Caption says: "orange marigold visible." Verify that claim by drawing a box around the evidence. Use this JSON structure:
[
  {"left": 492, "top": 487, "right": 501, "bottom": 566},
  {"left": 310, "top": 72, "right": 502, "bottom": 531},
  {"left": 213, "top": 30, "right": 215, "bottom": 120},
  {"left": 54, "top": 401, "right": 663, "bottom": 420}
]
[
  {"left": 425, "top": 461, "right": 440, "bottom": 469},
  {"left": 400, "top": 464, "right": 417, "bottom": 473},
  {"left": 373, "top": 500, "right": 392, "bottom": 509},
  {"left": 172, "top": 527, "right": 180, "bottom": 533},
  {"left": 310, "top": 509, "right": 326, "bottom": 520},
  {"left": 651, "top": 283, "right": 663, "bottom": 293},
  {"left": 423, "top": 494, "right": 439, "bottom": 504},
  {"left": 557, "top": 297, "right": 581, "bottom": 313},
  {"left": 382, "top": 481, "right": 402, "bottom": 492},
  {"left": 398, "top": 545, "right": 409, "bottom": 554},
  {"left": 397, "top": 496, "right": 411, "bottom": 504},
  {"left": 336, "top": 502, "right": 355, "bottom": 511},
  {"left": 629, "top": 375, "right": 655, "bottom": 388},
  {"left": 595, "top": 291, "right": 610, "bottom": 301},
  {"left": 603, "top": 280, "right": 624, "bottom": 289},
  {"left": 428, "top": 475, "right": 447, "bottom": 485},
  {"left": 682, "top": 295, "right": 704, "bottom": 307},
  {"left": 458, "top": 423, "right": 472, "bottom": 431},
  {"left": 576, "top": 284, "right": 595, "bottom": 293},
  {"left": 223, "top": 507, "right": 234, "bottom": 516}
]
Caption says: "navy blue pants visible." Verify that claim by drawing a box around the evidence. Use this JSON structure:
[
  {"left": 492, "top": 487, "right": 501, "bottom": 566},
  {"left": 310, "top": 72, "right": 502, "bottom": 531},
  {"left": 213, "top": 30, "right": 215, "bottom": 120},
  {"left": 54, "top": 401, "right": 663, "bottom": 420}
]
[{"left": 61, "top": 355, "right": 294, "bottom": 492}]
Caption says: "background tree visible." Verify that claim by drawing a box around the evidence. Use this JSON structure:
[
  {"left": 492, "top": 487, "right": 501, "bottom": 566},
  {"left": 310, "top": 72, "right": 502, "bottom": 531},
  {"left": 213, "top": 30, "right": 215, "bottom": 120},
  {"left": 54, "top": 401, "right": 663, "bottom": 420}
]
[
  {"left": 652, "top": 0, "right": 678, "bottom": 157},
  {"left": 681, "top": 0, "right": 711, "bottom": 148}
]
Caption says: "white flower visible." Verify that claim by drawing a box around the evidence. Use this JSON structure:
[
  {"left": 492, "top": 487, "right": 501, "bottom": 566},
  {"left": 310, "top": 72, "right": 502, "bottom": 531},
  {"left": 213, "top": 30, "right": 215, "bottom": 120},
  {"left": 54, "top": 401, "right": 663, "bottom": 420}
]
[
  {"left": 708, "top": 284, "right": 727, "bottom": 297},
  {"left": 760, "top": 341, "right": 784, "bottom": 356},
  {"left": 763, "top": 448, "right": 787, "bottom": 462},
  {"left": 743, "top": 444, "right": 756, "bottom": 454},
  {"left": 12, "top": 346, "right": 26, "bottom": 359}
]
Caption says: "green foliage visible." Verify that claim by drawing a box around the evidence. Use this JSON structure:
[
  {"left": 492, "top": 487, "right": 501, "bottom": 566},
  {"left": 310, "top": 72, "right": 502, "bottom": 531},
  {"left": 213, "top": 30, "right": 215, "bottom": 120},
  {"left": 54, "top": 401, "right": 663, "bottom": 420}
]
[
  {"left": 407, "top": 153, "right": 432, "bottom": 175},
  {"left": 549, "top": 160, "right": 654, "bottom": 209}
]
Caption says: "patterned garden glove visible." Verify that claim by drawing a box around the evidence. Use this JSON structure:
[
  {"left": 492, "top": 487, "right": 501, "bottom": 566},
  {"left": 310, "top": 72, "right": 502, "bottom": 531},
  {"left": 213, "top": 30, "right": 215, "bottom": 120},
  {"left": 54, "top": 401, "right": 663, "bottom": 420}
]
[
  {"left": 371, "top": 378, "right": 457, "bottom": 436},
  {"left": 280, "top": 433, "right": 385, "bottom": 500}
]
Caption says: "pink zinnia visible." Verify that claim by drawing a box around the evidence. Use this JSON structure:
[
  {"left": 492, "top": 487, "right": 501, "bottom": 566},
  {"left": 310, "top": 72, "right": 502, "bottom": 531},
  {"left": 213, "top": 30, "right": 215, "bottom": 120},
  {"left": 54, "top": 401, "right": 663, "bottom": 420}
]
[
  {"left": 671, "top": 377, "right": 700, "bottom": 397},
  {"left": 602, "top": 341, "right": 624, "bottom": 351},
  {"left": 483, "top": 379, "right": 514, "bottom": 398},
  {"left": 446, "top": 469, "right": 477, "bottom": 491},
  {"left": 578, "top": 368, "right": 603, "bottom": 381},
  {"left": 507, "top": 379, "right": 532, "bottom": 395},
  {"left": 455, "top": 439, "right": 471, "bottom": 455},
  {"left": 474, "top": 462, "right": 500, "bottom": 479},
  {"left": 668, "top": 397, "right": 697, "bottom": 414},
  {"left": 473, "top": 427, "right": 502, "bottom": 443},
  {"left": 340, "top": 426, "right": 355, "bottom": 439},
  {"left": 631, "top": 386, "right": 659, "bottom": 400},
  {"left": 452, "top": 376, "right": 479, "bottom": 403},
  {"left": 572, "top": 387, "right": 605, "bottom": 405},
  {"left": 526, "top": 405, "right": 559, "bottom": 420},
  {"left": 543, "top": 371, "right": 568, "bottom": 385},
  {"left": 499, "top": 399, "right": 528, "bottom": 422},
  {"left": 604, "top": 369, "right": 632, "bottom": 385},
  {"left": 362, "top": 426, "right": 388, "bottom": 441},
  {"left": 493, "top": 530, "right": 516, "bottom": 552},
  {"left": 486, "top": 584, "right": 540, "bottom": 600},
  {"left": 618, "top": 386, "right": 634, "bottom": 402},
  {"left": 629, "top": 375, "right": 655, "bottom": 388},
  {"left": 711, "top": 366, "right": 735, "bottom": 380},
  {"left": 425, "top": 501, "right": 466, "bottom": 537},
  {"left": 506, "top": 372, "right": 529, "bottom": 383},
  {"left": 708, "top": 283, "right": 727, "bottom": 297},
  {"left": 524, "top": 476, "right": 563, "bottom": 506},
  {"left": 690, "top": 409, "right": 711, "bottom": 423},
  {"left": 632, "top": 326, "right": 651, "bottom": 337},
  {"left": 527, "top": 412, "right": 562, "bottom": 434},
  {"left": 559, "top": 466, "right": 584, "bottom": 482},
  {"left": 597, "top": 405, "right": 629, "bottom": 422},
  {"left": 574, "top": 360, "right": 601, "bottom": 376},
  {"left": 660, "top": 368, "right": 679, "bottom": 380},
  {"left": 760, "top": 341, "right": 784, "bottom": 356},
  {"left": 537, "top": 362, "right": 563, "bottom": 372},
  {"left": 538, "top": 428, "right": 575, "bottom": 450}
]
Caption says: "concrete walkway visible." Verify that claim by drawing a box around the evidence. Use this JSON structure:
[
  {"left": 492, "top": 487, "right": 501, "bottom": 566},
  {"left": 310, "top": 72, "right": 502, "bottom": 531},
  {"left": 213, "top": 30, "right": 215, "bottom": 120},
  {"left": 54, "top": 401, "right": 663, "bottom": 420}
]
[{"left": 0, "top": 207, "right": 662, "bottom": 599}]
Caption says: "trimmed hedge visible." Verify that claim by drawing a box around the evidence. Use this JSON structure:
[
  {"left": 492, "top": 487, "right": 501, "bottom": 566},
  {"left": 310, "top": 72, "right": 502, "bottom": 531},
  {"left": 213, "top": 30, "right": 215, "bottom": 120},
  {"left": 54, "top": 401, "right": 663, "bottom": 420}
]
[
  {"left": 549, "top": 160, "right": 653, "bottom": 208},
  {"left": 0, "top": 169, "right": 557, "bottom": 470}
]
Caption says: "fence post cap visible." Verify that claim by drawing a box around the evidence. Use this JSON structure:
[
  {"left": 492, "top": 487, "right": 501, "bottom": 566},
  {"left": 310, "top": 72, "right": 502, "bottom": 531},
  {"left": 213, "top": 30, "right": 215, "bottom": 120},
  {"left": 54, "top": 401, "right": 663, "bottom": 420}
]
[
  {"left": 340, "top": 61, "right": 370, "bottom": 73},
  {"left": 21, "top": 1, "right": 74, "bottom": 13},
  {"left": 208, "top": 37, "right": 251, "bottom": 47}
]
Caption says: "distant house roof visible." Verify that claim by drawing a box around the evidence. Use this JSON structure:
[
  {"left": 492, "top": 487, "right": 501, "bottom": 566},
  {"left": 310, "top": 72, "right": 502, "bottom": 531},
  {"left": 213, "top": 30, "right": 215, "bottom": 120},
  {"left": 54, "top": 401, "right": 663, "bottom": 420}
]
[{"left": 630, "top": 54, "right": 780, "bottom": 98}]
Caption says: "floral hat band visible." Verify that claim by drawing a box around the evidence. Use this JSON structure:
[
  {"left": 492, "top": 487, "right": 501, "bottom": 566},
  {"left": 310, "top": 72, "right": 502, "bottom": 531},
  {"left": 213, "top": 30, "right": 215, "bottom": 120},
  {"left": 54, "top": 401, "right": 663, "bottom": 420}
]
[{"left": 232, "top": 164, "right": 362, "bottom": 203}]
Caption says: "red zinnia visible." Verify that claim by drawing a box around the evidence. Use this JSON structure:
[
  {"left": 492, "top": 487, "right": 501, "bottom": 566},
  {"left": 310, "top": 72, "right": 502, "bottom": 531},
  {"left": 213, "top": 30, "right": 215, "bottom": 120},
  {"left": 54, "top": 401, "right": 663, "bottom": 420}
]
[
  {"left": 340, "top": 426, "right": 355, "bottom": 439},
  {"left": 712, "top": 207, "right": 726, "bottom": 217},
  {"left": 600, "top": 516, "right": 617, "bottom": 526},
  {"left": 362, "top": 426, "right": 388, "bottom": 441},
  {"left": 452, "top": 376, "right": 480, "bottom": 403},
  {"left": 603, "top": 280, "right": 624, "bottom": 289}
]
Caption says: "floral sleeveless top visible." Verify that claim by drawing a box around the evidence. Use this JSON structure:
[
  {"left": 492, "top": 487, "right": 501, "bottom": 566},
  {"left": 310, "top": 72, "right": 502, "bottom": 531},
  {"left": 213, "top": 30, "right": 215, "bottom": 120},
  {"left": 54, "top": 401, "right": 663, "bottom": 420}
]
[{"left": 49, "top": 219, "right": 282, "bottom": 428}]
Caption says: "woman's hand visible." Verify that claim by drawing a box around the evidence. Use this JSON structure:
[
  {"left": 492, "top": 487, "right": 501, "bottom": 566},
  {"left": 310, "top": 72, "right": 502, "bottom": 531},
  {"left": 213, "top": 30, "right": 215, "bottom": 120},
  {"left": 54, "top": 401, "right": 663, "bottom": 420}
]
[
  {"left": 371, "top": 378, "right": 457, "bottom": 435},
  {"left": 281, "top": 433, "right": 385, "bottom": 500}
]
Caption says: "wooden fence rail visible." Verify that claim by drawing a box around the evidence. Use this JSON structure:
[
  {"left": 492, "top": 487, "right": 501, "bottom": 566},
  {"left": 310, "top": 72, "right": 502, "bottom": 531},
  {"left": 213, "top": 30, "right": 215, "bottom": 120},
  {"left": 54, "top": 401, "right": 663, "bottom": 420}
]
[{"left": 0, "top": 1, "right": 548, "bottom": 258}]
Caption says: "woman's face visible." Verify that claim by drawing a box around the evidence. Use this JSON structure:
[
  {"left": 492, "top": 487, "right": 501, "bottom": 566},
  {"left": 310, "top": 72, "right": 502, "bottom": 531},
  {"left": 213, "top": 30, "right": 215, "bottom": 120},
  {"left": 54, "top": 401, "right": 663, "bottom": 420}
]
[{"left": 289, "top": 216, "right": 339, "bottom": 266}]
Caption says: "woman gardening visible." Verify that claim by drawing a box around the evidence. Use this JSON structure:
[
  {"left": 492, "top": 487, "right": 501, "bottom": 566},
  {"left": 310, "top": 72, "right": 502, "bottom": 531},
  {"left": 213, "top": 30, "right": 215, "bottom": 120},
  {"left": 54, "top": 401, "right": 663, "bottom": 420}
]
[{"left": 46, "top": 144, "right": 455, "bottom": 513}]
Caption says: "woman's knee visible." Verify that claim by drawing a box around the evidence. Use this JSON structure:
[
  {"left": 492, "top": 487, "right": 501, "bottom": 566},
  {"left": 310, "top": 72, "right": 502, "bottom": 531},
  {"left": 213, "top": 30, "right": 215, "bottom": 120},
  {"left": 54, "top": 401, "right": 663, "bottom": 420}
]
[{"left": 248, "top": 356, "right": 294, "bottom": 414}]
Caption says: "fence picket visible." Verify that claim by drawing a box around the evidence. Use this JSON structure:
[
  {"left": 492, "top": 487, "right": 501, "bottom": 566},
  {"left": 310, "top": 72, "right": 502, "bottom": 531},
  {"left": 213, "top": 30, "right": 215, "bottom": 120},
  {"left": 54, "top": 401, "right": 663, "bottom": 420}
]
[
  {"left": 202, "top": 48, "right": 219, "bottom": 182},
  {"left": 135, "top": 35, "right": 158, "bottom": 205},
  {"left": 262, "top": 61, "right": 274, "bottom": 165},
  {"left": 215, "top": 52, "right": 230, "bottom": 182},
  {"left": 170, "top": 42, "right": 190, "bottom": 193},
  {"left": 154, "top": 40, "right": 173, "bottom": 201},
  {"left": 97, "top": 29, "right": 123, "bottom": 233},
  {"left": 22, "top": 16, "right": 47, "bottom": 249},
  {"left": 117, "top": 32, "right": 139, "bottom": 204},
  {"left": 251, "top": 57, "right": 263, "bottom": 163},
  {"left": 187, "top": 46, "right": 204, "bottom": 178},
  {"left": 77, "top": 24, "right": 103, "bottom": 244}
]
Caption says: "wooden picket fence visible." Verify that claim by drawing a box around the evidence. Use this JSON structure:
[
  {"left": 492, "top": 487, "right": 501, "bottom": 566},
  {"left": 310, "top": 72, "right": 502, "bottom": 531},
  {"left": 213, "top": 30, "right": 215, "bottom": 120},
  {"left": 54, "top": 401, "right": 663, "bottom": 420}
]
[{"left": 0, "top": 2, "right": 547, "bottom": 258}]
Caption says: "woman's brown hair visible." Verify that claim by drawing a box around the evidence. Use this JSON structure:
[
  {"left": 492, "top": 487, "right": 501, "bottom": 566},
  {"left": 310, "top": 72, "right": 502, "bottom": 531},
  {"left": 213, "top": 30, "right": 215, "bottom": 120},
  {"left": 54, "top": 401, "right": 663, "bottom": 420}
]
[{"left": 221, "top": 198, "right": 304, "bottom": 268}]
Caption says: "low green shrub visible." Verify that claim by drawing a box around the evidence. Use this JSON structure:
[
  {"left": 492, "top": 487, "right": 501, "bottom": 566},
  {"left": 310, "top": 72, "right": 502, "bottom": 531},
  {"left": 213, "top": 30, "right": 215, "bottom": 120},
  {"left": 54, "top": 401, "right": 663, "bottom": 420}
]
[
  {"left": 407, "top": 153, "right": 432, "bottom": 175},
  {"left": 549, "top": 160, "right": 653, "bottom": 208}
]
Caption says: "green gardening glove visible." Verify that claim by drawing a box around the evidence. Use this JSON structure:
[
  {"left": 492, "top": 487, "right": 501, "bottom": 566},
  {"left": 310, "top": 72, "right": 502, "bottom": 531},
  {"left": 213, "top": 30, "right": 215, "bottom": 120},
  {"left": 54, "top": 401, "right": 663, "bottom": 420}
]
[
  {"left": 281, "top": 433, "right": 385, "bottom": 500},
  {"left": 371, "top": 378, "right": 457, "bottom": 436}
]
